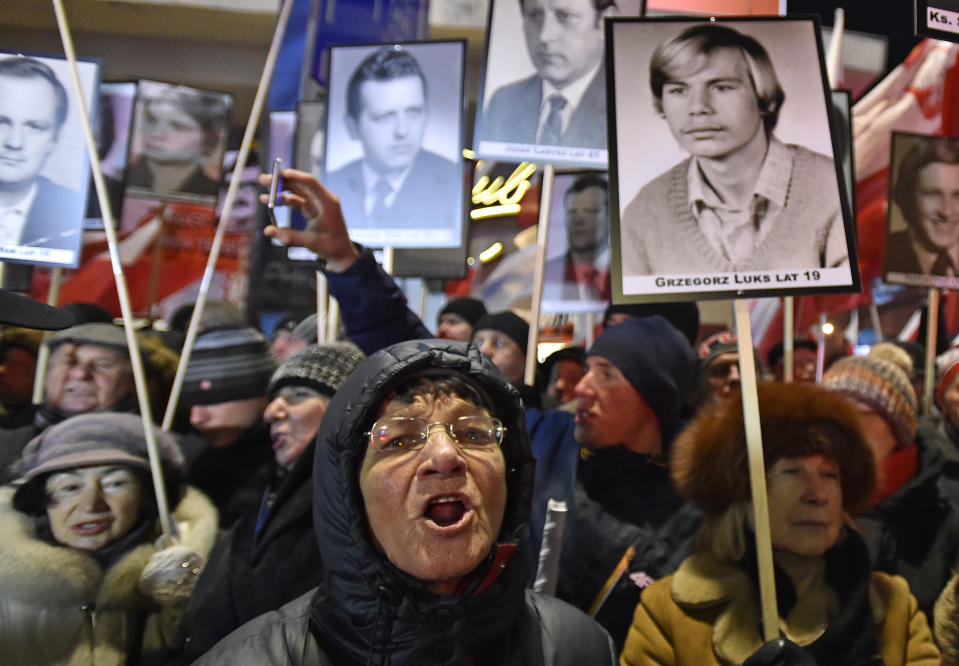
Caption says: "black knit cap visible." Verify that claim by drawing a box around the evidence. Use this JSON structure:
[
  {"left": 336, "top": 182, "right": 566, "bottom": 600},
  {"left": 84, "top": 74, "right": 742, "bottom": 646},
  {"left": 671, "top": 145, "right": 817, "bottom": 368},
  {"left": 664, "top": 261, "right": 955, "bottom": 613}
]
[
  {"left": 601, "top": 301, "right": 700, "bottom": 346},
  {"left": 438, "top": 297, "right": 488, "bottom": 327},
  {"left": 183, "top": 326, "right": 276, "bottom": 406},
  {"left": 268, "top": 342, "right": 366, "bottom": 399},
  {"left": 473, "top": 311, "right": 529, "bottom": 352},
  {"left": 587, "top": 315, "right": 697, "bottom": 439}
]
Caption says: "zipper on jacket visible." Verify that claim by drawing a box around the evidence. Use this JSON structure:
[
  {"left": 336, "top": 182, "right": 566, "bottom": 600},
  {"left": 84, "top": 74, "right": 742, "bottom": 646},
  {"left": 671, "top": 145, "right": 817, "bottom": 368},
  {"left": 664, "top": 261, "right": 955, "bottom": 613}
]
[{"left": 81, "top": 602, "right": 97, "bottom": 666}]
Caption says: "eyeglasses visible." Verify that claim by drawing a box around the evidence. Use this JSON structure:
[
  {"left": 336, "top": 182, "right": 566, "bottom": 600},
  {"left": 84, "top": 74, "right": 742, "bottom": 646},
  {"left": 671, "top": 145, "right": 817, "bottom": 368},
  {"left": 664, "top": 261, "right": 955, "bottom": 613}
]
[{"left": 367, "top": 415, "right": 506, "bottom": 452}]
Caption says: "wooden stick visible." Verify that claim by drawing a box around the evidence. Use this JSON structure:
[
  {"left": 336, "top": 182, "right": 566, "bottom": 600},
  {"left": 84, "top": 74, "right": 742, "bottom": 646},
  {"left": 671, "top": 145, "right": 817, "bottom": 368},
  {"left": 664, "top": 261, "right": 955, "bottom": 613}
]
[
  {"left": 162, "top": 0, "right": 296, "bottom": 431},
  {"left": 924, "top": 288, "right": 939, "bottom": 416},
  {"left": 316, "top": 270, "right": 328, "bottom": 344},
  {"left": 327, "top": 297, "right": 340, "bottom": 342},
  {"left": 526, "top": 165, "right": 554, "bottom": 386},
  {"left": 734, "top": 299, "right": 779, "bottom": 641},
  {"left": 31, "top": 267, "right": 63, "bottom": 405},
  {"left": 816, "top": 312, "right": 827, "bottom": 383},
  {"left": 51, "top": 0, "right": 174, "bottom": 541},
  {"left": 783, "top": 296, "right": 794, "bottom": 382}
]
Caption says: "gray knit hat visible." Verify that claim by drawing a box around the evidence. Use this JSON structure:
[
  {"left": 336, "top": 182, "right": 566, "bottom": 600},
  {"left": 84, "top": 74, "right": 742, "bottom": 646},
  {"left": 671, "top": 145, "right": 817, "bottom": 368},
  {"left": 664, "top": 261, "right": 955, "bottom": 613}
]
[
  {"left": 183, "top": 326, "right": 276, "bottom": 406},
  {"left": 268, "top": 342, "right": 365, "bottom": 399},
  {"left": 11, "top": 412, "right": 185, "bottom": 514}
]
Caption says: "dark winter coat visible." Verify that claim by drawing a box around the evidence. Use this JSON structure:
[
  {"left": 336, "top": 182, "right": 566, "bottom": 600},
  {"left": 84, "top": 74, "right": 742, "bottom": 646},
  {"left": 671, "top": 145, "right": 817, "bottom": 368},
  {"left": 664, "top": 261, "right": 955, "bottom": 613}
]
[
  {"left": 858, "top": 423, "right": 959, "bottom": 621},
  {"left": 172, "top": 446, "right": 320, "bottom": 662},
  {"left": 195, "top": 339, "right": 615, "bottom": 665}
]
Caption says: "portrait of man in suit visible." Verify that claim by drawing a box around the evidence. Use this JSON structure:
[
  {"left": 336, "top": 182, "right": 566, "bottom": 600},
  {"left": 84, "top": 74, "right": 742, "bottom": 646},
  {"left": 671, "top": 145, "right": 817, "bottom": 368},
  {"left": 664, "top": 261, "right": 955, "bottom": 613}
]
[
  {"left": 542, "top": 172, "right": 611, "bottom": 308},
  {"left": 324, "top": 47, "right": 461, "bottom": 244},
  {"left": 480, "top": 0, "right": 615, "bottom": 152},
  {"left": 0, "top": 56, "right": 84, "bottom": 262},
  {"left": 619, "top": 22, "right": 849, "bottom": 278},
  {"left": 886, "top": 134, "right": 959, "bottom": 285}
]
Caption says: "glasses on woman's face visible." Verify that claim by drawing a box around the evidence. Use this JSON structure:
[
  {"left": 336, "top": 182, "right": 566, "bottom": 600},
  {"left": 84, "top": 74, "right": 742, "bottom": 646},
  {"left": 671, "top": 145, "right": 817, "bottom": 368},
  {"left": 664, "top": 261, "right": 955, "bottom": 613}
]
[{"left": 367, "top": 415, "right": 506, "bottom": 453}]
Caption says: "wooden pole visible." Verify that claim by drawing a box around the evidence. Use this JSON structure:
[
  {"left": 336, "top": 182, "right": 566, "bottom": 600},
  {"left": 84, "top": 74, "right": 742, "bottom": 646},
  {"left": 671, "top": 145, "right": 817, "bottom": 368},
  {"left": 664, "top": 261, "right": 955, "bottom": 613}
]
[
  {"left": 52, "top": 0, "right": 174, "bottom": 541},
  {"left": 734, "top": 299, "right": 779, "bottom": 641},
  {"left": 783, "top": 296, "right": 794, "bottom": 382},
  {"left": 816, "top": 312, "right": 827, "bottom": 383},
  {"left": 316, "top": 271, "right": 328, "bottom": 344},
  {"left": 526, "top": 165, "right": 553, "bottom": 386},
  {"left": 162, "top": 0, "right": 295, "bottom": 431},
  {"left": 31, "top": 267, "right": 63, "bottom": 405},
  {"left": 924, "top": 288, "right": 940, "bottom": 416}
]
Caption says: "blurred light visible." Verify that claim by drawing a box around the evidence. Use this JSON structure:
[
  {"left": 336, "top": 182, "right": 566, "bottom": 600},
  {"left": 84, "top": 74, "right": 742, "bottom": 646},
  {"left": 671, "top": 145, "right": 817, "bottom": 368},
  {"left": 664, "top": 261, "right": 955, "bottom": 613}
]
[
  {"left": 478, "top": 242, "right": 504, "bottom": 264},
  {"left": 471, "top": 204, "right": 521, "bottom": 219},
  {"left": 822, "top": 322, "right": 835, "bottom": 335},
  {"left": 537, "top": 342, "right": 567, "bottom": 364},
  {"left": 466, "top": 256, "right": 475, "bottom": 266},
  {"left": 462, "top": 148, "right": 475, "bottom": 160}
]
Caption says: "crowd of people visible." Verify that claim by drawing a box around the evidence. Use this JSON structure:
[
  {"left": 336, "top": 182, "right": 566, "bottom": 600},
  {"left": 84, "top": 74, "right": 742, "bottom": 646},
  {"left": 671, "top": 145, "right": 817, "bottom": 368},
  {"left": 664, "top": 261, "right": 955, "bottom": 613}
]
[{"left": 3, "top": 168, "right": 959, "bottom": 664}]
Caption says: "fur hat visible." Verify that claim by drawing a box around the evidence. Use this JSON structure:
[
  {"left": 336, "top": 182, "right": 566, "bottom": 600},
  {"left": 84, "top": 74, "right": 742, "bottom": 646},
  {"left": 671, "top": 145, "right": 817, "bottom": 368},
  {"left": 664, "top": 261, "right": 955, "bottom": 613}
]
[
  {"left": 671, "top": 382, "right": 875, "bottom": 516},
  {"left": 821, "top": 355, "right": 918, "bottom": 446},
  {"left": 268, "top": 342, "right": 365, "bottom": 399}
]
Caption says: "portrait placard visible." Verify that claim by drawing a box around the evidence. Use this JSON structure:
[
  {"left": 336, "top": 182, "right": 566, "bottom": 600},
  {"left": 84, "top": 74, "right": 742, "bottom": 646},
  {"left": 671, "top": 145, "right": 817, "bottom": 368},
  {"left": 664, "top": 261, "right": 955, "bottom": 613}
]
[
  {"left": 125, "top": 80, "right": 232, "bottom": 204},
  {"left": 294, "top": 100, "right": 327, "bottom": 181},
  {"left": 324, "top": 40, "right": 466, "bottom": 249},
  {"left": 473, "top": 0, "right": 642, "bottom": 169},
  {"left": 917, "top": 0, "right": 959, "bottom": 43},
  {"left": 541, "top": 170, "right": 611, "bottom": 313},
  {"left": 884, "top": 132, "right": 959, "bottom": 289},
  {"left": 0, "top": 52, "right": 98, "bottom": 269},
  {"left": 84, "top": 81, "right": 137, "bottom": 230},
  {"left": 607, "top": 16, "right": 860, "bottom": 303}
]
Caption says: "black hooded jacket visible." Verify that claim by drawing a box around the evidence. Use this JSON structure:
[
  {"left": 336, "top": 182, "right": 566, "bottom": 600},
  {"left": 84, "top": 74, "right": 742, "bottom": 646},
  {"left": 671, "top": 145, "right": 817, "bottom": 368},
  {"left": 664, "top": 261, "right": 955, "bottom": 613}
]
[{"left": 194, "top": 340, "right": 614, "bottom": 665}]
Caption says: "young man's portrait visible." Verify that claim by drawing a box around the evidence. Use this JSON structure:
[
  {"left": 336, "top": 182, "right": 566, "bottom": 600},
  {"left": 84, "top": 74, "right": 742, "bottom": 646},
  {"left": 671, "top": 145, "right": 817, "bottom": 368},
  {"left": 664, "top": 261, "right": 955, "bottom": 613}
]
[
  {"left": 886, "top": 133, "right": 959, "bottom": 288},
  {"left": 542, "top": 171, "right": 611, "bottom": 312},
  {"left": 0, "top": 54, "right": 96, "bottom": 268},
  {"left": 324, "top": 42, "right": 465, "bottom": 249},
  {"left": 475, "top": 0, "right": 641, "bottom": 167},
  {"left": 609, "top": 19, "right": 856, "bottom": 297}
]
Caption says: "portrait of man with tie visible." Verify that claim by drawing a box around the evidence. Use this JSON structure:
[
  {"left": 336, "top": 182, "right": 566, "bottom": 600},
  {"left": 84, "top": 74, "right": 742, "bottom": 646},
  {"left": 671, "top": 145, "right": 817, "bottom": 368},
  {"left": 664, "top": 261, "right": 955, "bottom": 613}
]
[
  {"left": 542, "top": 172, "right": 611, "bottom": 311},
  {"left": 886, "top": 133, "right": 959, "bottom": 288},
  {"left": 323, "top": 44, "right": 463, "bottom": 249},
  {"left": 608, "top": 19, "right": 856, "bottom": 299},
  {"left": 0, "top": 55, "right": 91, "bottom": 268}
]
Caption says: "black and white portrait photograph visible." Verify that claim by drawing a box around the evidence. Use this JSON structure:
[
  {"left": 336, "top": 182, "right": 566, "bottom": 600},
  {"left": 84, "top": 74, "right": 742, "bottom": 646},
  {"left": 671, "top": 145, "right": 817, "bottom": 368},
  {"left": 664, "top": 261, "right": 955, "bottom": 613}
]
[
  {"left": 85, "top": 81, "right": 137, "bottom": 230},
  {"left": 294, "top": 100, "right": 327, "bottom": 181},
  {"left": 541, "top": 171, "right": 611, "bottom": 313},
  {"left": 473, "top": 0, "right": 642, "bottom": 169},
  {"left": 0, "top": 52, "right": 98, "bottom": 268},
  {"left": 608, "top": 17, "right": 859, "bottom": 301},
  {"left": 126, "top": 80, "right": 232, "bottom": 202},
  {"left": 885, "top": 132, "right": 959, "bottom": 290},
  {"left": 324, "top": 41, "right": 466, "bottom": 249}
]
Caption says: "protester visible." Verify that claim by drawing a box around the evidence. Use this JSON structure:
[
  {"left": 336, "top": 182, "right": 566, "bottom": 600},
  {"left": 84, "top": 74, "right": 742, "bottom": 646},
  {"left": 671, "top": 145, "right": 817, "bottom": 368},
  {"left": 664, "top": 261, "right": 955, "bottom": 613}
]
[
  {"left": 621, "top": 381, "right": 940, "bottom": 665},
  {"left": 181, "top": 325, "right": 276, "bottom": 526},
  {"left": 269, "top": 312, "right": 307, "bottom": 362},
  {"left": 539, "top": 345, "right": 586, "bottom": 408},
  {"left": 0, "top": 327, "right": 42, "bottom": 428},
  {"left": 767, "top": 338, "right": 818, "bottom": 383},
  {"left": 194, "top": 339, "right": 615, "bottom": 664},
  {"left": 173, "top": 342, "right": 365, "bottom": 663},
  {"left": 934, "top": 347, "right": 959, "bottom": 499},
  {"left": 693, "top": 331, "right": 741, "bottom": 407},
  {"left": 436, "top": 296, "right": 487, "bottom": 342},
  {"left": 0, "top": 413, "right": 218, "bottom": 664},
  {"left": 822, "top": 353, "right": 959, "bottom": 621},
  {"left": 601, "top": 301, "right": 700, "bottom": 346}
]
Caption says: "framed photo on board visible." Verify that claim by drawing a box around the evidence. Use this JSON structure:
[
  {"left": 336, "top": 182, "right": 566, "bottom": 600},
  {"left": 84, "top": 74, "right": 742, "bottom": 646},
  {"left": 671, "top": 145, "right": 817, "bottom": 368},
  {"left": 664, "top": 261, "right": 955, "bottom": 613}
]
[
  {"left": 472, "top": 0, "right": 642, "bottom": 169},
  {"left": 606, "top": 16, "right": 861, "bottom": 302},
  {"left": 885, "top": 131, "right": 959, "bottom": 289},
  {"left": 324, "top": 40, "right": 466, "bottom": 249}
]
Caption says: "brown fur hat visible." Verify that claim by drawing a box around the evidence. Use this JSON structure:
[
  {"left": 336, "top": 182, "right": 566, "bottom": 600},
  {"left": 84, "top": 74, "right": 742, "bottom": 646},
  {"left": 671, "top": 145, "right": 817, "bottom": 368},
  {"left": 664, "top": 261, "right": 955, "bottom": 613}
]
[{"left": 671, "top": 381, "right": 876, "bottom": 516}]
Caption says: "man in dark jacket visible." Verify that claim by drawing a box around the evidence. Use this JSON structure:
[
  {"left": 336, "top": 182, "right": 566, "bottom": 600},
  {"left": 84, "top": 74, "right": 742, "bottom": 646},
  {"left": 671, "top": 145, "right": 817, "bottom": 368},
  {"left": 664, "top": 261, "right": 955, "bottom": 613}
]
[{"left": 194, "top": 339, "right": 615, "bottom": 665}]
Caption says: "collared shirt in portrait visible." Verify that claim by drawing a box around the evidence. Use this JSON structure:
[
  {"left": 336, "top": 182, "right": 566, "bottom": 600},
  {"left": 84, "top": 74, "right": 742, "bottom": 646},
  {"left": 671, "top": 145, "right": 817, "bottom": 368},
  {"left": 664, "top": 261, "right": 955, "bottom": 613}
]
[
  {"left": 0, "top": 183, "right": 38, "bottom": 247},
  {"left": 536, "top": 61, "right": 602, "bottom": 143},
  {"left": 687, "top": 137, "right": 791, "bottom": 266},
  {"left": 907, "top": 227, "right": 959, "bottom": 277},
  {"left": 360, "top": 160, "right": 415, "bottom": 216}
]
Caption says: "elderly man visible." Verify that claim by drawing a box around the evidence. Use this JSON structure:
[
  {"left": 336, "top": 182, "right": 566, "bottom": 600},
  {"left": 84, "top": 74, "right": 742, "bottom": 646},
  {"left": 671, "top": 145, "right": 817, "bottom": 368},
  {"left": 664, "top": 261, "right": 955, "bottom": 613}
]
[
  {"left": 621, "top": 23, "right": 848, "bottom": 275},
  {"left": 0, "top": 322, "right": 140, "bottom": 482},
  {"left": 325, "top": 47, "right": 458, "bottom": 234},
  {"left": 0, "top": 56, "right": 82, "bottom": 255},
  {"left": 482, "top": 0, "right": 614, "bottom": 149},
  {"left": 194, "top": 339, "right": 615, "bottom": 664},
  {"left": 543, "top": 173, "right": 611, "bottom": 302},
  {"left": 888, "top": 137, "right": 959, "bottom": 279}
]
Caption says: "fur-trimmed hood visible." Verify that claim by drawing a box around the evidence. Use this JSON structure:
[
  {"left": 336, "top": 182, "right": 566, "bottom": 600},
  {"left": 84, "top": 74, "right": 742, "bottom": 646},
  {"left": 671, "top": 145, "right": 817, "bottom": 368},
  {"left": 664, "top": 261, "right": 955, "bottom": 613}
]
[{"left": 671, "top": 381, "right": 876, "bottom": 516}]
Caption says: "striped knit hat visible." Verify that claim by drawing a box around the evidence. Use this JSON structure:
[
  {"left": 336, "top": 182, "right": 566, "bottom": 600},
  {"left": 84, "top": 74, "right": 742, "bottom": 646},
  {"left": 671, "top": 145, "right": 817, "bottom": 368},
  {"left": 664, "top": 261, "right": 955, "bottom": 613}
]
[
  {"left": 268, "top": 342, "right": 365, "bottom": 399},
  {"left": 183, "top": 326, "right": 276, "bottom": 406},
  {"left": 822, "top": 355, "right": 918, "bottom": 446}
]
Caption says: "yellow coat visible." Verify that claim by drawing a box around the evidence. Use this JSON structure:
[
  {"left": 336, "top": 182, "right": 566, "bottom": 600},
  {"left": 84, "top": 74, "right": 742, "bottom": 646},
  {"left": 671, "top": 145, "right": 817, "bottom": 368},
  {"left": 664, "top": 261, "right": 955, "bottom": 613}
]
[{"left": 620, "top": 553, "right": 940, "bottom": 666}]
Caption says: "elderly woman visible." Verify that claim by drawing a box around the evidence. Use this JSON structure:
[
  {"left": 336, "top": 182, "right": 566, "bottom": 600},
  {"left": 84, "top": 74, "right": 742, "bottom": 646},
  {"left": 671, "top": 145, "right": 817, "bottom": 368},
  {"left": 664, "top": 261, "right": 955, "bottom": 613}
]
[
  {"left": 621, "top": 382, "right": 940, "bottom": 665},
  {"left": 0, "top": 412, "right": 218, "bottom": 665},
  {"left": 174, "top": 342, "right": 366, "bottom": 663},
  {"left": 195, "top": 339, "right": 614, "bottom": 664}
]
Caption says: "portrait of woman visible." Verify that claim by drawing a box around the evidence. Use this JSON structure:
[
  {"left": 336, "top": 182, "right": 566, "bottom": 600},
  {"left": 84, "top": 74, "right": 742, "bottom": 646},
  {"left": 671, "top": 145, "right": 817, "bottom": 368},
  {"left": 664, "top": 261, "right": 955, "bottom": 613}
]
[{"left": 126, "top": 81, "right": 231, "bottom": 199}]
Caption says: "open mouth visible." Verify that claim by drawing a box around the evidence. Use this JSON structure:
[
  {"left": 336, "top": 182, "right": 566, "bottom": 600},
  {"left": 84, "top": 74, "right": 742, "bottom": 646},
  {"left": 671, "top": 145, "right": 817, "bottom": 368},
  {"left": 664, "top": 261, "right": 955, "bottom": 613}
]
[
  {"left": 425, "top": 495, "right": 468, "bottom": 528},
  {"left": 73, "top": 520, "right": 110, "bottom": 535}
]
